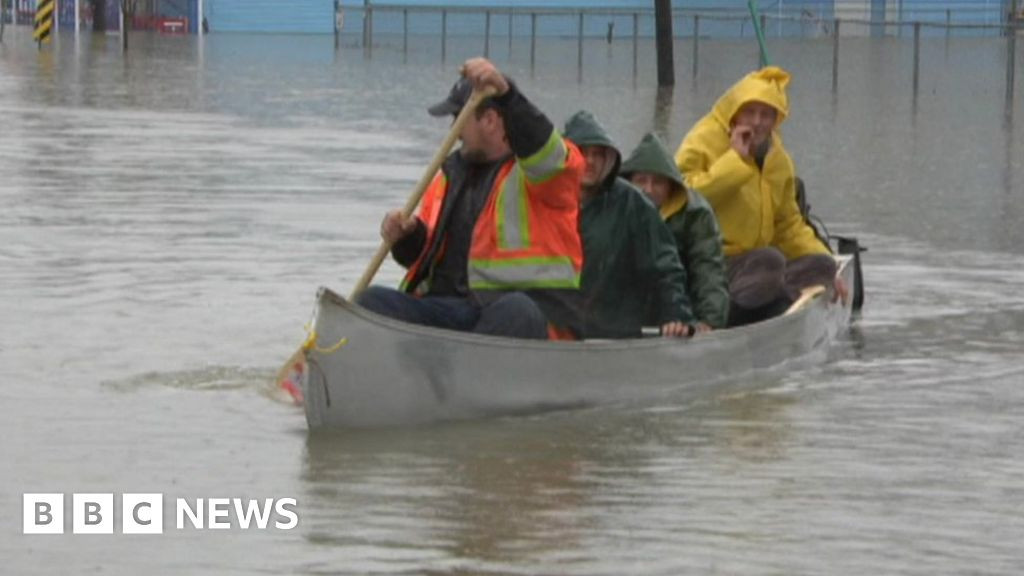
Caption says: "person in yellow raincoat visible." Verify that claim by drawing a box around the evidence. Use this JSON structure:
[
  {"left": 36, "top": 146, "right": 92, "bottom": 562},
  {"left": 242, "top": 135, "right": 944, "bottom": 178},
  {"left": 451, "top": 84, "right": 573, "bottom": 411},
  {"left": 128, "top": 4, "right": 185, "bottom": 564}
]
[{"left": 675, "top": 66, "right": 844, "bottom": 325}]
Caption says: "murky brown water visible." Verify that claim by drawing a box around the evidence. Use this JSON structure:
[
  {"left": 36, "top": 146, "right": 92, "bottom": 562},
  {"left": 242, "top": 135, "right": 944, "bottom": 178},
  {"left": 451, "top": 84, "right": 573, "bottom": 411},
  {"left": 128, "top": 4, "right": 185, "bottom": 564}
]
[{"left": 2, "top": 27, "right": 1023, "bottom": 574}]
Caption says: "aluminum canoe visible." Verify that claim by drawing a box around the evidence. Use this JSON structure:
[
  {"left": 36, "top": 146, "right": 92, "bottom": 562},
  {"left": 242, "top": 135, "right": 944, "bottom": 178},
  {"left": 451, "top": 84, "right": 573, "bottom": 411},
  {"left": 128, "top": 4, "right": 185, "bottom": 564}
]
[{"left": 300, "top": 256, "right": 855, "bottom": 429}]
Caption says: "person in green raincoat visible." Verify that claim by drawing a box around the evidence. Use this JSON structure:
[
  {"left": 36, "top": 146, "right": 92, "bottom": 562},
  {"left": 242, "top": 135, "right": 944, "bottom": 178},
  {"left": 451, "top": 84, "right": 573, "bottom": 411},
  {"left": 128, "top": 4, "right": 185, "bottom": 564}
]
[
  {"left": 563, "top": 110, "right": 695, "bottom": 339},
  {"left": 620, "top": 132, "right": 729, "bottom": 332}
]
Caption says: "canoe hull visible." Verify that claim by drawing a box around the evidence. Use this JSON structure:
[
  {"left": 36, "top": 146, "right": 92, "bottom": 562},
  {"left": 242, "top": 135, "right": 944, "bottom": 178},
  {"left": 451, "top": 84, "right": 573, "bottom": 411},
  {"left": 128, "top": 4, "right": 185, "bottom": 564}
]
[{"left": 303, "top": 257, "right": 854, "bottom": 429}]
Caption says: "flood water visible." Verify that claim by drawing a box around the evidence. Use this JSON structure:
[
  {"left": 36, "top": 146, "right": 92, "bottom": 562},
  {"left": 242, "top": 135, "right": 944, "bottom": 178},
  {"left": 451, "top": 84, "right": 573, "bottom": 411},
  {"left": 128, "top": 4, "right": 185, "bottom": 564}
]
[{"left": 2, "top": 27, "right": 1023, "bottom": 574}]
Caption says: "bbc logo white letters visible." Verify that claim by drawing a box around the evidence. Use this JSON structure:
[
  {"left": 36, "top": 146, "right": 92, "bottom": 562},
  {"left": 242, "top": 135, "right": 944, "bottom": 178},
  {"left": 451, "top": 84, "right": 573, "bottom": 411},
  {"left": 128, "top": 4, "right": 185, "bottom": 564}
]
[
  {"left": 73, "top": 494, "right": 114, "bottom": 534},
  {"left": 122, "top": 493, "right": 163, "bottom": 534},
  {"left": 24, "top": 493, "right": 163, "bottom": 534},
  {"left": 23, "top": 494, "right": 64, "bottom": 534},
  {"left": 24, "top": 493, "right": 296, "bottom": 533}
]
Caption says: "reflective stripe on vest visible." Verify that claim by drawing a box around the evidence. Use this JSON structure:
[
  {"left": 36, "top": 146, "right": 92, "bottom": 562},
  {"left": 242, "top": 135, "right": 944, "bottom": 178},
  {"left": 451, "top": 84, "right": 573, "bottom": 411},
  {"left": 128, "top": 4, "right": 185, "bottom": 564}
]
[
  {"left": 496, "top": 167, "right": 530, "bottom": 250},
  {"left": 518, "top": 130, "right": 569, "bottom": 184},
  {"left": 469, "top": 256, "right": 580, "bottom": 290}
]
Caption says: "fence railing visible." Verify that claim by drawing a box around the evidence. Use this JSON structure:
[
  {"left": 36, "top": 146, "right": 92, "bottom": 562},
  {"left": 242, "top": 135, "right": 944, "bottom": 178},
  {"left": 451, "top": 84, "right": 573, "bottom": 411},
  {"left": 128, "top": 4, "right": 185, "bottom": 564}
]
[{"left": 342, "top": 4, "right": 1020, "bottom": 111}]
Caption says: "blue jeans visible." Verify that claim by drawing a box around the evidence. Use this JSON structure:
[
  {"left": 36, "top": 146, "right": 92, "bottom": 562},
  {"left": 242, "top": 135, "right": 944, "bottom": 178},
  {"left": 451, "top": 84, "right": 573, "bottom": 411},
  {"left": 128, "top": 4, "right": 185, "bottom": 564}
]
[{"left": 355, "top": 286, "right": 548, "bottom": 340}]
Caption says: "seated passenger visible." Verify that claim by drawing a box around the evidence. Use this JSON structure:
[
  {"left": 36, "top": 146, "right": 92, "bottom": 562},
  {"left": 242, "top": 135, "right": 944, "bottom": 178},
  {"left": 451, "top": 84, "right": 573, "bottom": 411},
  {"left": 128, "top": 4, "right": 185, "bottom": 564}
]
[
  {"left": 620, "top": 132, "right": 729, "bottom": 333},
  {"left": 674, "top": 67, "right": 845, "bottom": 326},
  {"left": 356, "top": 57, "right": 585, "bottom": 340},
  {"left": 563, "top": 110, "right": 695, "bottom": 339}
]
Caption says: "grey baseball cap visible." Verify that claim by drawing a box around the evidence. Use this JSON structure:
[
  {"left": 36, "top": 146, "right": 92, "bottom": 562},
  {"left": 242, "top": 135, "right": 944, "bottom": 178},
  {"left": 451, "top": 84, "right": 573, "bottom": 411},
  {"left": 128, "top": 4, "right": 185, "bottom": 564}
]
[{"left": 427, "top": 77, "right": 473, "bottom": 117}]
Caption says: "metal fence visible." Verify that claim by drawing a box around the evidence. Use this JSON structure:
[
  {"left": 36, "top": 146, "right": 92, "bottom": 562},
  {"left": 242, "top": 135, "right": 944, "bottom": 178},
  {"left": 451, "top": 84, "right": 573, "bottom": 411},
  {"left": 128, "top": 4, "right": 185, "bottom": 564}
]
[{"left": 340, "top": 4, "right": 1019, "bottom": 108}]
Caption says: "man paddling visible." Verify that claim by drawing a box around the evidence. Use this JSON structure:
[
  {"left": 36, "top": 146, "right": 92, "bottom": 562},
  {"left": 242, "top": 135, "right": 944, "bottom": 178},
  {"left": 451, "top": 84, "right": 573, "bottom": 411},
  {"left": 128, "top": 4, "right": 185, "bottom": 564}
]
[{"left": 356, "top": 57, "right": 585, "bottom": 340}]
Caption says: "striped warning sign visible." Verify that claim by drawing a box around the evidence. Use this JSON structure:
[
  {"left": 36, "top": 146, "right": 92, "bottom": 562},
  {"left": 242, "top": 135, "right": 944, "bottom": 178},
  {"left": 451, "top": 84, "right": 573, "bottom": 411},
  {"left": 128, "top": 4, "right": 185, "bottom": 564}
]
[{"left": 34, "top": 0, "right": 55, "bottom": 44}]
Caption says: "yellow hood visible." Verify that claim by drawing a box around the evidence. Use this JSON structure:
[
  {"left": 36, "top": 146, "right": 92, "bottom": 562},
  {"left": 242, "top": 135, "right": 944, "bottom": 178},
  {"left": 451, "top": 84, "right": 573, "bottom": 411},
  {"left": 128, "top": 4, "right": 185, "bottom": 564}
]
[
  {"left": 710, "top": 66, "right": 791, "bottom": 129},
  {"left": 659, "top": 189, "right": 687, "bottom": 220}
]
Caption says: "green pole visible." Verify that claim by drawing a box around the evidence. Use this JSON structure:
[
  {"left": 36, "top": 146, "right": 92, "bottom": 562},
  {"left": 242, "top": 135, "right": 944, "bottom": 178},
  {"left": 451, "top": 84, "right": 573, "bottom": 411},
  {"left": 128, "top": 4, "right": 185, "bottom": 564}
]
[{"left": 748, "top": 0, "right": 770, "bottom": 67}]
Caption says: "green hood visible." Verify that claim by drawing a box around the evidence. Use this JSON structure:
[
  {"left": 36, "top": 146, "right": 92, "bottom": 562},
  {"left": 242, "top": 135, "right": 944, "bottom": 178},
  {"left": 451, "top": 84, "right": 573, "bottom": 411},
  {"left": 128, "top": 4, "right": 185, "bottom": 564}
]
[
  {"left": 562, "top": 110, "right": 621, "bottom": 186},
  {"left": 620, "top": 131, "right": 688, "bottom": 220},
  {"left": 620, "top": 132, "right": 685, "bottom": 189}
]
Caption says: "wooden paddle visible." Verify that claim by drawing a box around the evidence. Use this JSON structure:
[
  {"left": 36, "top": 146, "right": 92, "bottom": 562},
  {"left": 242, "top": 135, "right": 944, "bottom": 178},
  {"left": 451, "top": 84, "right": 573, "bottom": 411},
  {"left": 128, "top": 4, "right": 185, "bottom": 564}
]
[
  {"left": 783, "top": 285, "right": 827, "bottom": 316},
  {"left": 273, "top": 83, "right": 497, "bottom": 405}
]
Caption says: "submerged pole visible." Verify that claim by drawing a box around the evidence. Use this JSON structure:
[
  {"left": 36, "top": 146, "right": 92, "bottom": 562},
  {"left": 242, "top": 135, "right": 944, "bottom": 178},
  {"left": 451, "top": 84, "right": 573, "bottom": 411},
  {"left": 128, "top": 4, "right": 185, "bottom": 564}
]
[
  {"left": 507, "top": 9, "right": 512, "bottom": 57},
  {"left": 693, "top": 14, "right": 700, "bottom": 78},
  {"left": 441, "top": 9, "right": 447, "bottom": 63},
  {"left": 334, "top": 0, "right": 340, "bottom": 50},
  {"left": 654, "top": 0, "right": 674, "bottom": 86},
  {"left": 484, "top": 10, "right": 490, "bottom": 58},
  {"left": 530, "top": 12, "right": 536, "bottom": 70},
  {"left": 577, "top": 11, "right": 583, "bottom": 82},
  {"left": 632, "top": 12, "right": 639, "bottom": 80},
  {"left": 120, "top": 2, "right": 126, "bottom": 51},
  {"left": 912, "top": 21, "right": 920, "bottom": 97},
  {"left": 1008, "top": 25, "right": 1017, "bottom": 110},
  {"left": 832, "top": 18, "right": 840, "bottom": 92},
  {"left": 402, "top": 9, "right": 407, "bottom": 56},
  {"left": 366, "top": 5, "right": 373, "bottom": 57}
]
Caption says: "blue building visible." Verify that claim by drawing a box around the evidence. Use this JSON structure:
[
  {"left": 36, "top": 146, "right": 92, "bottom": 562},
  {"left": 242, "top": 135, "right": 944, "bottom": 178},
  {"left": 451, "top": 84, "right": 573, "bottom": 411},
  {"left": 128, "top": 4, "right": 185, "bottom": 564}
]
[
  {"left": 201, "top": 0, "right": 1014, "bottom": 37},
  {"left": 23, "top": 0, "right": 1017, "bottom": 37}
]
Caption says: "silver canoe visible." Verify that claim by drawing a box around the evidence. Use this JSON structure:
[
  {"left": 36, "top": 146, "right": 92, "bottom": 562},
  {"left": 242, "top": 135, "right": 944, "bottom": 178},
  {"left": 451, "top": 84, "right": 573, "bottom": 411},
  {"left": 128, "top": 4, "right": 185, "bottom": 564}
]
[{"left": 300, "top": 256, "right": 855, "bottom": 429}]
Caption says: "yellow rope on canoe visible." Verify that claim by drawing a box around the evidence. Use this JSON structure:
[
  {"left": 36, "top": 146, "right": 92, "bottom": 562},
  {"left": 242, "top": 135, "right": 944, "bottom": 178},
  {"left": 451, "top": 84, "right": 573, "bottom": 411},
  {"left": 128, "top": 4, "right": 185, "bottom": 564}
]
[{"left": 301, "top": 323, "right": 348, "bottom": 354}]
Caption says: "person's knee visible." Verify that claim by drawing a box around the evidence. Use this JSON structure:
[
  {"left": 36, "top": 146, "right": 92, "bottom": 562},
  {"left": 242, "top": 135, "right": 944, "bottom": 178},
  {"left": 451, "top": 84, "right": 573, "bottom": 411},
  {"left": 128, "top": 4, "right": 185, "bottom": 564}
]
[
  {"left": 786, "top": 253, "right": 837, "bottom": 287},
  {"left": 476, "top": 292, "right": 548, "bottom": 339},
  {"left": 758, "top": 247, "right": 787, "bottom": 272},
  {"left": 498, "top": 292, "right": 543, "bottom": 317},
  {"left": 354, "top": 285, "right": 399, "bottom": 314}
]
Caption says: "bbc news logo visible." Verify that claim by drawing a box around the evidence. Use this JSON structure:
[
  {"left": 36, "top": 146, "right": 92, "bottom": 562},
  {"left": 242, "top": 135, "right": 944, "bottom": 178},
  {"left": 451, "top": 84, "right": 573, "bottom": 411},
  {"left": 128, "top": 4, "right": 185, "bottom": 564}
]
[{"left": 23, "top": 494, "right": 298, "bottom": 534}]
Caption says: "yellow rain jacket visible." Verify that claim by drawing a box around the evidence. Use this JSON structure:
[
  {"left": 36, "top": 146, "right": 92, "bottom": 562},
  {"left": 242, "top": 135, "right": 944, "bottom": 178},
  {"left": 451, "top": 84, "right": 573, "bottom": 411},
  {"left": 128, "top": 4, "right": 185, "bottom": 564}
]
[{"left": 674, "top": 67, "right": 828, "bottom": 259}]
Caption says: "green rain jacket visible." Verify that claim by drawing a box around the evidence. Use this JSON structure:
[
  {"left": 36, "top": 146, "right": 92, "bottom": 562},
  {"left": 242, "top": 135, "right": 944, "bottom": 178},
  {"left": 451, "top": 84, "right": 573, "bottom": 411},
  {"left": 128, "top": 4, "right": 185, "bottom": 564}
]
[
  {"left": 620, "top": 132, "right": 730, "bottom": 329},
  {"left": 563, "top": 111, "right": 694, "bottom": 339}
]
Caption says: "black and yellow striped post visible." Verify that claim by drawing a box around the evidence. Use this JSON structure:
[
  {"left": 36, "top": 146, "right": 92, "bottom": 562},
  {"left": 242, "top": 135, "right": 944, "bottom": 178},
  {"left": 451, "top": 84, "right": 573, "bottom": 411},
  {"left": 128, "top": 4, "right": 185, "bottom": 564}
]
[{"left": 34, "top": 0, "right": 55, "bottom": 48}]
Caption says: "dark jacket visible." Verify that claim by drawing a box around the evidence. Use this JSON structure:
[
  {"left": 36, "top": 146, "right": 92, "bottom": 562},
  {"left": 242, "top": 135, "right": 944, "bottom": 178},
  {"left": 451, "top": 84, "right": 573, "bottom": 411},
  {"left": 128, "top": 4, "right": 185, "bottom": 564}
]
[
  {"left": 621, "top": 132, "right": 729, "bottom": 328},
  {"left": 391, "top": 81, "right": 584, "bottom": 334},
  {"left": 563, "top": 111, "right": 694, "bottom": 339}
]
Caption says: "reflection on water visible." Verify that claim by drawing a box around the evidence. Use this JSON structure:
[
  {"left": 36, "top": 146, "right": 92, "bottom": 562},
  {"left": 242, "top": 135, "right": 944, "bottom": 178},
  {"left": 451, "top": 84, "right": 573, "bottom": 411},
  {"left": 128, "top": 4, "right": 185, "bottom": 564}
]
[
  {"left": 2, "top": 28, "right": 1024, "bottom": 575},
  {"left": 298, "top": 392, "right": 798, "bottom": 572}
]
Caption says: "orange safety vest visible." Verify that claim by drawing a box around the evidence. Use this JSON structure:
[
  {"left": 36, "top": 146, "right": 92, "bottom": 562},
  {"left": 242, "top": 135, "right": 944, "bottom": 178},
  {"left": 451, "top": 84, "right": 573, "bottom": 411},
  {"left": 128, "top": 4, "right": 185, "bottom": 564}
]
[{"left": 401, "top": 132, "right": 584, "bottom": 296}]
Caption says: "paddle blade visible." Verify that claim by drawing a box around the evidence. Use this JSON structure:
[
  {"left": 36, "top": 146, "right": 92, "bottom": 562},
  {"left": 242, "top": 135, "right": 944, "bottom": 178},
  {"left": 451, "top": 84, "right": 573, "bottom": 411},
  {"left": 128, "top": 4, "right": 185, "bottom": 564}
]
[{"left": 273, "top": 348, "right": 307, "bottom": 406}]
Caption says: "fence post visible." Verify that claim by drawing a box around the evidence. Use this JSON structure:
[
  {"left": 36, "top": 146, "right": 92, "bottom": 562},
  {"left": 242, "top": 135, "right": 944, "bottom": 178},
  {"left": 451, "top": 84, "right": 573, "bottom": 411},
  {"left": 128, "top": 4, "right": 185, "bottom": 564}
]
[
  {"left": 832, "top": 18, "right": 840, "bottom": 93},
  {"left": 508, "top": 9, "right": 513, "bottom": 58},
  {"left": 484, "top": 10, "right": 490, "bottom": 58},
  {"left": 441, "top": 10, "right": 447, "bottom": 64},
  {"left": 334, "top": 0, "right": 339, "bottom": 50},
  {"left": 692, "top": 14, "right": 699, "bottom": 79},
  {"left": 912, "top": 21, "right": 920, "bottom": 98},
  {"left": 577, "top": 11, "right": 584, "bottom": 82},
  {"left": 530, "top": 12, "right": 537, "bottom": 70},
  {"left": 1008, "top": 25, "right": 1017, "bottom": 110},
  {"left": 366, "top": 6, "right": 373, "bottom": 58},
  {"left": 633, "top": 12, "right": 640, "bottom": 79}
]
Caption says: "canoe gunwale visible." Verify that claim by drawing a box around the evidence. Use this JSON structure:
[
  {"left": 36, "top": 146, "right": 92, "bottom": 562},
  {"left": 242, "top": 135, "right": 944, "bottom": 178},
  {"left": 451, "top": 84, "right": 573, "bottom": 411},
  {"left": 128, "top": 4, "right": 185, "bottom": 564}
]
[{"left": 314, "top": 254, "right": 852, "bottom": 352}]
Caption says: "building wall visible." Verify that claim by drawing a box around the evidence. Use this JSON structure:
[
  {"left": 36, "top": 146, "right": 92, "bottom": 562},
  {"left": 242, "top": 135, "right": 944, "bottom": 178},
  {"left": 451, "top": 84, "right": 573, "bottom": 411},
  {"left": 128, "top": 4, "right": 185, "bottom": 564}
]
[{"left": 206, "top": 0, "right": 332, "bottom": 34}]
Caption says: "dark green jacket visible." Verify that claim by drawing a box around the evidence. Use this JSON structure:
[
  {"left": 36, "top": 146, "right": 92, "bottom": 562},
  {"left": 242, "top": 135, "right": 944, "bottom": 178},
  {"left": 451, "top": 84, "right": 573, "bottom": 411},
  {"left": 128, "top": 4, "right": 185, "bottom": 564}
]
[
  {"left": 621, "top": 132, "right": 730, "bottom": 328},
  {"left": 563, "top": 111, "right": 694, "bottom": 339}
]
